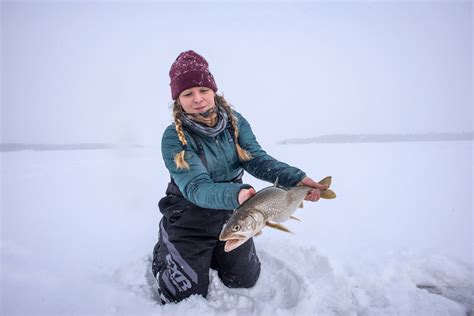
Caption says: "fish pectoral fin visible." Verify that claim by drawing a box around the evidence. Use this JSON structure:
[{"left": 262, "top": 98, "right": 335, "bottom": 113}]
[
  {"left": 321, "top": 189, "right": 337, "bottom": 199},
  {"left": 290, "top": 215, "right": 302, "bottom": 222},
  {"left": 318, "top": 176, "right": 332, "bottom": 188},
  {"left": 266, "top": 222, "right": 293, "bottom": 234},
  {"left": 298, "top": 202, "right": 304, "bottom": 208}
]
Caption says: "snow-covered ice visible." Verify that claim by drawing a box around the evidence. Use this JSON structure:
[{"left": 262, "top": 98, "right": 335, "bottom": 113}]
[{"left": 1, "top": 140, "right": 472, "bottom": 315}]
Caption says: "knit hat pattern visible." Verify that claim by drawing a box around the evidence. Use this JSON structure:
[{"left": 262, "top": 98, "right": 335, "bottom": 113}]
[{"left": 169, "top": 50, "right": 218, "bottom": 100}]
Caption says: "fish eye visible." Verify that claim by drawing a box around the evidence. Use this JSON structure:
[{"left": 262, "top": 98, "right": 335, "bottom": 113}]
[{"left": 232, "top": 224, "right": 240, "bottom": 232}]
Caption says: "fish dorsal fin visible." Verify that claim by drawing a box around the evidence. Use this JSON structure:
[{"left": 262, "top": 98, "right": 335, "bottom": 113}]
[{"left": 298, "top": 202, "right": 304, "bottom": 208}]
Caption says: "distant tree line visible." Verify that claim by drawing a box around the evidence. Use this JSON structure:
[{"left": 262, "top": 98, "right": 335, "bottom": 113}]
[{"left": 279, "top": 132, "right": 474, "bottom": 145}]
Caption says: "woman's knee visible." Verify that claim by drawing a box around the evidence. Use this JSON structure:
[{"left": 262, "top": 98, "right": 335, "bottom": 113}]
[{"left": 220, "top": 263, "right": 261, "bottom": 289}]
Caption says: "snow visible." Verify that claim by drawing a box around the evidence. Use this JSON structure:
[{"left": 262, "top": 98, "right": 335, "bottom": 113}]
[
  {"left": 1, "top": 1, "right": 472, "bottom": 314},
  {"left": 1, "top": 140, "right": 472, "bottom": 315}
]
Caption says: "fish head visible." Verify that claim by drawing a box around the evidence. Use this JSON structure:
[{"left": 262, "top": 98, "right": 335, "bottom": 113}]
[{"left": 219, "top": 208, "right": 265, "bottom": 252}]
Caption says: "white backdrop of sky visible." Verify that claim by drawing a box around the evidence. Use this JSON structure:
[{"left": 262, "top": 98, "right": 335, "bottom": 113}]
[{"left": 1, "top": 1, "right": 472, "bottom": 146}]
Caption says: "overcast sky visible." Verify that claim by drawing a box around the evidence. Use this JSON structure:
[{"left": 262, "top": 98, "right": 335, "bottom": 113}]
[{"left": 1, "top": 1, "right": 472, "bottom": 146}]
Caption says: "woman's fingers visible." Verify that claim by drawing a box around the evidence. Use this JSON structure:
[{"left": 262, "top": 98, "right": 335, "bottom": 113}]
[
  {"left": 299, "top": 176, "right": 329, "bottom": 190},
  {"left": 305, "top": 188, "right": 321, "bottom": 201},
  {"left": 314, "top": 182, "right": 329, "bottom": 190},
  {"left": 238, "top": 187, "right": 256, "bottom": 204},
  {"left": 249, "top": 187, "right": 256, "bottom": 196}
]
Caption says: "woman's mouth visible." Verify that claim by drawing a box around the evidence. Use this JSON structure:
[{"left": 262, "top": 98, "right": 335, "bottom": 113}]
[{"left": 194, "top": 106, "right": 207, "bottom": 112}]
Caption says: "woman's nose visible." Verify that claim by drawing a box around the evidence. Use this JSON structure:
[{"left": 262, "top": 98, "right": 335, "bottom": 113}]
[{"left": 193, "top": 93, "right": 203, "bottom": 103}]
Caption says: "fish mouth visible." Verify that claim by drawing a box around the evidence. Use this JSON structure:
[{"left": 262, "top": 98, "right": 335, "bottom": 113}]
[
  {"left": 219, "top": 234, "right": 248, "bottom": 252},
  {"left": 223, "top": 238, "right": 249, "bottom": 252},
  {"left": 219, "top": 233, "right": 246, "bottom": 242}
]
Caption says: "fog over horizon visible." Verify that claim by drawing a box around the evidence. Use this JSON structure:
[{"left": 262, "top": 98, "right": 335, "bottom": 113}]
[
  {"left": 1, "top": 1, "right": 472, "bottom": 147},
  {"left": 1, "top": 131, "right": 473, "bottom": 153}
]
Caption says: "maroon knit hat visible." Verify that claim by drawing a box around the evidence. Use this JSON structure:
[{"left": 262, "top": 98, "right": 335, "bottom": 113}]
[{"left": 169, "top": 50, "right": 218, "bottom": 100}]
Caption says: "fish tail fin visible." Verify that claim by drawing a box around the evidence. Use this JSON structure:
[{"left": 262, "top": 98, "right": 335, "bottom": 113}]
[
  {"left": 321, "top": 189, "right": 337, "bottom": 199},
  {"left": 318, "top": 176, "right": 332, "bottom": 188},
  {"left": 318, "top": 176, "right": 337, "bottom": 199}
]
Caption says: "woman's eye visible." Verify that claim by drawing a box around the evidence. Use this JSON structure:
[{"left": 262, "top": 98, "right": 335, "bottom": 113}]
[
  {"left": 183, "top": 92, "right": 192, "bottom": 97},
  {"left": 200, "top": 89, "right": 209, "bottom": 93}
]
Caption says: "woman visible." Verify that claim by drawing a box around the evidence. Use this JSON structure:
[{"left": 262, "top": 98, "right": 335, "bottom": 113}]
[{"left": 152, "top": 50, "right": 327, "bottom": 304}]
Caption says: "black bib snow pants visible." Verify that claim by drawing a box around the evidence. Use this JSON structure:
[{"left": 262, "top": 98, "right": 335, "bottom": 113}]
[{"left": 151, "top": 189, "right": 261, "bottom": 304}]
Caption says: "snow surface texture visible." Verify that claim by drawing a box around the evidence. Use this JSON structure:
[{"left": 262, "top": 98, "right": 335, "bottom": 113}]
[{"left": 1, "top": 141, "right": 472, "bottom": 315}]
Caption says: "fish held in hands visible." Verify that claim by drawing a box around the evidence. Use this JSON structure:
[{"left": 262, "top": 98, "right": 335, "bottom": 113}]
[{"left": 219, "top": 177, "right": 336, "bottom": 252}]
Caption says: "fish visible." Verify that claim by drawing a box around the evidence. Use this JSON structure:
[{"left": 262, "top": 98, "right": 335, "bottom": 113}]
[{"left": 219, "top": 176, "right": 336, "bottom": 252}]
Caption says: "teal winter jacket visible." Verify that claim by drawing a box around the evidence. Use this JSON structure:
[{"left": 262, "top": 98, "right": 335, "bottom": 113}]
[{"left": 161, "top": 111, "right": 306, "bottom": 210}]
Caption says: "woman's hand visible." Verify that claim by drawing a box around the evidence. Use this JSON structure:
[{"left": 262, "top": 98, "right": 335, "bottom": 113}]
[
  {"left": 298, "top": 176, "right": 328, "bottom": 202},
  {"left": 238, "top": 187, "right": 256, "bottom": 205}
]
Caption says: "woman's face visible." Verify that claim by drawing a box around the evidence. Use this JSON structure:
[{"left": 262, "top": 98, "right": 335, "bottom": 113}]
[{"left": 178, "top": 87, "right": 216, "bottom": 114}]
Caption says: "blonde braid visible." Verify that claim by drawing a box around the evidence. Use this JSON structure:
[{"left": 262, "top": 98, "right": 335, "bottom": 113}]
[
  {"left": 172, "top": 101, "right": 190, "bottom": 170},
  {"left": 216, "top": 95, "right": 253, "bottom": 161}
]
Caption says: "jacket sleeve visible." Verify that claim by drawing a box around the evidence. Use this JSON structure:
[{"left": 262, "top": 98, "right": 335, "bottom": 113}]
[
  {"left": 236, "top": 112, "right": 307, "bottom": 187},
  {"left": 161, "top": 125, "right": 251, "bottom": 210}
]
